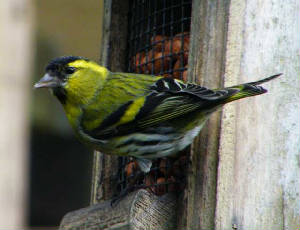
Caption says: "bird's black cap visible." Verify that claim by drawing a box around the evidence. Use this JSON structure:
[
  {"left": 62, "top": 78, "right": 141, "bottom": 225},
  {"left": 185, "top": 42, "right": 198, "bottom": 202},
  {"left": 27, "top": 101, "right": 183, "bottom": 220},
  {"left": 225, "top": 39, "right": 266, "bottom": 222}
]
[
  {"left": 45, "top": 56, "right": 89, "bottom": 79},
  {"left": 45, "top": 56, "right": 89, "bottom": 72}
]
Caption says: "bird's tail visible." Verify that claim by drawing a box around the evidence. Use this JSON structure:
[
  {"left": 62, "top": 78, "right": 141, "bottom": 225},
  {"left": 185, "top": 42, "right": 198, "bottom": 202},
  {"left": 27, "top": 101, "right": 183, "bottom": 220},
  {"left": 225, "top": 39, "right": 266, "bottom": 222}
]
[{"left": 223, "top": 73, "right": 282, "bottom": 103}]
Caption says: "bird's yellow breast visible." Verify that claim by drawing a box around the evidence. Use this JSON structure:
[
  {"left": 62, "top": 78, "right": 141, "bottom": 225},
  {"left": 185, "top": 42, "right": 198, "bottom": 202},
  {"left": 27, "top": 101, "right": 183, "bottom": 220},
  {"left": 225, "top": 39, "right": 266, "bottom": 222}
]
[{"left": 63, "top": 102, "right": 82, "bottom": 130}]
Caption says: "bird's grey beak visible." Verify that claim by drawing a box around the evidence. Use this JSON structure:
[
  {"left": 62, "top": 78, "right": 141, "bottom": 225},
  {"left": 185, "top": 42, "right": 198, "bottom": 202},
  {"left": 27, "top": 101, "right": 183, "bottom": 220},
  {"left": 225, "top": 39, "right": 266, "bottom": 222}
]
[{"left": 34, "top": 73, "right": 60, "bottom": 89}]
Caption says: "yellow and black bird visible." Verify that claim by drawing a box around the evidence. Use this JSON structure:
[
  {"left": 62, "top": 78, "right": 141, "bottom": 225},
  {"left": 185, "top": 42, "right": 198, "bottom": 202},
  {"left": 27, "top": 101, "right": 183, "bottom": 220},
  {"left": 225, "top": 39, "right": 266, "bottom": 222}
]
[{"left": 34, "top": 56, "right": 281, "bottom": 172}]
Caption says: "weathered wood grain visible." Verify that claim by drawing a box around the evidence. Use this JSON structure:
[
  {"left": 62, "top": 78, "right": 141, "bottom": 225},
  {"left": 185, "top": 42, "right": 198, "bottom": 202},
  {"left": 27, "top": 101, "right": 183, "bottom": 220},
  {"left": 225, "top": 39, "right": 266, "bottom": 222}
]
[
  {"left": 215, "top": 0, "right": 300, "bottom": 229},
  {"left": 60, "top": 189, "right": 177, "bottom": 230},
  {"left": 178, "top": 0, "right": 230, "bottom": 229}
]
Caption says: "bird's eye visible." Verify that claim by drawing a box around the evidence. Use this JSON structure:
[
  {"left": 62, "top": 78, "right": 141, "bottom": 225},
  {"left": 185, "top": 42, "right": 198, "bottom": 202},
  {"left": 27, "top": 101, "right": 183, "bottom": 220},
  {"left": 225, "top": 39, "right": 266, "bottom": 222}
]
[{"left": 65, "top": 67, "right": 76, "bottom": 74}]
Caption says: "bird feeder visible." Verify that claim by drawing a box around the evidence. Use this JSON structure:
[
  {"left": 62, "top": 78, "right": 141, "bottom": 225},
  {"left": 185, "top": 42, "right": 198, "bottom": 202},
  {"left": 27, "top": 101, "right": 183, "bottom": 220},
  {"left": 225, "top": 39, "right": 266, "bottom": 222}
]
[
  {"left": 59, "top": 0, "right": 300, "bottom": 229},
  {"left": 60, "top": 0, "right": 226, "bottom": 229}
]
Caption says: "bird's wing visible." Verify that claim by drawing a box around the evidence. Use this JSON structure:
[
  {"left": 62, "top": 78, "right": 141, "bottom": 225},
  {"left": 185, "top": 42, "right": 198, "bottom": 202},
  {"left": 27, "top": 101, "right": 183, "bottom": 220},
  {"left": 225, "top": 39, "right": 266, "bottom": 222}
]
[
  {"left": 130, "top": 78, "right": 237, "bottom": 128},
  {"left": 85, "top": 77, "right": 236, "bottom": 139}
]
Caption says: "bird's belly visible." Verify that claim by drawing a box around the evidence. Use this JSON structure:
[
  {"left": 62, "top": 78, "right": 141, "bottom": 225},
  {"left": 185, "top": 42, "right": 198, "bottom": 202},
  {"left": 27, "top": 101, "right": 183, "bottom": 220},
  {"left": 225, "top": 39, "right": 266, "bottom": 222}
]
[
  {"left": 106, "top": 132, "right": 179, "bottom": 158},
  {"left": 105, "top": 123, "right": 205, "bottom": 159},
  {"left": 177, "top": 123, "right": 204, "bottom": 150},
  {"left": 82, "top": 113, "right": 209, "bottom": 159}
]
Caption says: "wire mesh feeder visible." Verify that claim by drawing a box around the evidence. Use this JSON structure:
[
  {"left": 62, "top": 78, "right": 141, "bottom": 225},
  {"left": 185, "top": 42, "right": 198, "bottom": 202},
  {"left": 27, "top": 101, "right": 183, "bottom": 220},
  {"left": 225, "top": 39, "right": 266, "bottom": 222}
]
[{"left": 115, "top": 0, "right": 192, "bottom": 198}]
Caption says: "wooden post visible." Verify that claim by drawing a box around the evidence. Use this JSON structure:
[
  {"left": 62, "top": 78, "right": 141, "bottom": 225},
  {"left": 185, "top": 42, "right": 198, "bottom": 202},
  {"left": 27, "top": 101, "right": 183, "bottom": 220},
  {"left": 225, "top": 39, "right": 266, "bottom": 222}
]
[
  {"left": 215, "top": 0, "right": 300, "bottom": 229},
  {"left": 0, "top": 0, "right": 34, "bottom": 228},
  {"left": 178, "top": 0, "right": 230, "bottom": 229}
]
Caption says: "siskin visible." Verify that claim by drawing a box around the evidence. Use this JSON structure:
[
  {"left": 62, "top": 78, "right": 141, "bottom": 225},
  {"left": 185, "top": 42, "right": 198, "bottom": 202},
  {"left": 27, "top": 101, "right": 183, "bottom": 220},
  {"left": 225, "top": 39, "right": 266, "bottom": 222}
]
[{"left": 34, "top": 56, "right": 281, "bottom": 172}]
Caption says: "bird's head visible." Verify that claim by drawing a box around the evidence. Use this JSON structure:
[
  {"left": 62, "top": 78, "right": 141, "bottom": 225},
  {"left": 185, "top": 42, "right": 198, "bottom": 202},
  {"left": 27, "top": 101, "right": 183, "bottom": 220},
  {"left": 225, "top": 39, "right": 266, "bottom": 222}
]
[{"left": 34, "top": 56, "right": 108, "bottom": 105}]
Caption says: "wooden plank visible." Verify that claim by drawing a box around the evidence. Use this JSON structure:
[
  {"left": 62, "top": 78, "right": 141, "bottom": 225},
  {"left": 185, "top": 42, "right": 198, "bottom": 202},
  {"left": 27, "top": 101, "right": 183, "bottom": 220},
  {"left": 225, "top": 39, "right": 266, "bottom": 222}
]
[
  {"left": 0, "top": 0, "right": 34, "bottom": 228},
  {"left": 214, "top": 1, "right": 246, "bottom": 229},
  {"left": 215, "top": 0, "right": 300, "bottom": 229},
  {"left": 178, "top": 0, "right": 230, "bottom": 229}
]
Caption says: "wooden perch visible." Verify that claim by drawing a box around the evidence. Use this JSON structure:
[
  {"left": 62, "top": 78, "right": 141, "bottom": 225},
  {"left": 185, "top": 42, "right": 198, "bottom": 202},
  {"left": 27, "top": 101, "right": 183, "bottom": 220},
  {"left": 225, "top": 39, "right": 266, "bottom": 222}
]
[{"left": 59, "top": 189, "right": 177, "bottom": 230}]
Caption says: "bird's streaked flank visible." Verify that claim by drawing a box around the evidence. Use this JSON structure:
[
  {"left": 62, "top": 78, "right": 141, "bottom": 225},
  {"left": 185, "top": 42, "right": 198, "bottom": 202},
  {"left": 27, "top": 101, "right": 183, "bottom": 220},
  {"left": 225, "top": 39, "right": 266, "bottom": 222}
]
[{"left": 34, "top": 56, "right": 281, "bottom": 172}]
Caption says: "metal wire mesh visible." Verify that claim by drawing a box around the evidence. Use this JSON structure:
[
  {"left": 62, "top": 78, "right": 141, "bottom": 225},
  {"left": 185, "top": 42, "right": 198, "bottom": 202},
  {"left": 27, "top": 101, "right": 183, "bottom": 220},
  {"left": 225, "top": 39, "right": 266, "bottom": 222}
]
[{"left": 116, "top": 0, "right": 192, "bottom": 197}]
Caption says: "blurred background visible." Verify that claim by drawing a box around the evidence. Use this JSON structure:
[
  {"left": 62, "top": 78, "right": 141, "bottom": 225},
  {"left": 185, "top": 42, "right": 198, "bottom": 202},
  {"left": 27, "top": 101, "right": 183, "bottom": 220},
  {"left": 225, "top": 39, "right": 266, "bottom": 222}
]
[{"left": 0, "top": 0, "right": 103, "bottom": 228}]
